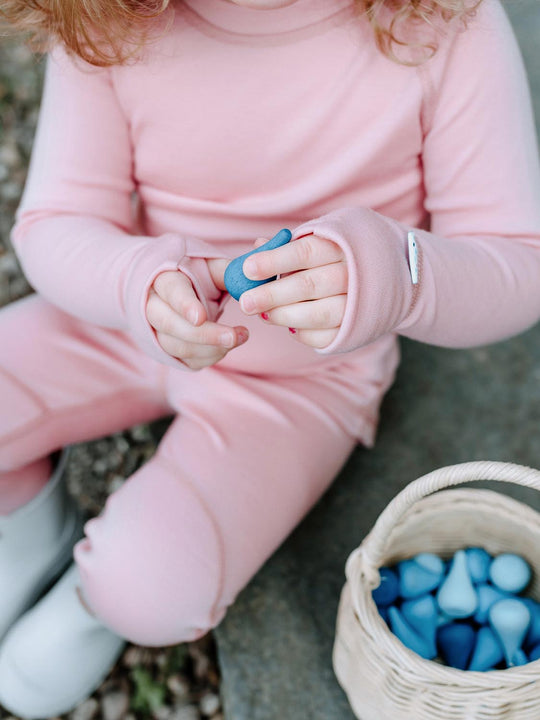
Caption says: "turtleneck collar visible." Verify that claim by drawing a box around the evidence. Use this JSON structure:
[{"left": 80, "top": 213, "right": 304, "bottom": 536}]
[{"left": 180, "top": 0, "right": 358, "bottom": 38}]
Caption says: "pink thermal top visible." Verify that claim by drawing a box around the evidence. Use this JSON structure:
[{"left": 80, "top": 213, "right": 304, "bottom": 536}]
[{"left": 11, "top": 0, "right": 540, "bottom": 446}]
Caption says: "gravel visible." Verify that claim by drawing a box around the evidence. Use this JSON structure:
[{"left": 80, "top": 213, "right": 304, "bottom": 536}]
[{"left": 0, "top": 39, "right": 223, "bottom": 720}]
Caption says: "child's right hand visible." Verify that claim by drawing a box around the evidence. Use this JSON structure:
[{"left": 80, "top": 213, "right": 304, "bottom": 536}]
[{"left": 146, "top": 270, "right": 249, "bottom": 370}]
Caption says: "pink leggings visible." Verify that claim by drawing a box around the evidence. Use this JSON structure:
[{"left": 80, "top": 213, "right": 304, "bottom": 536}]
[{"left": 0, "top": 295, "right": 379, "bottom": 646}]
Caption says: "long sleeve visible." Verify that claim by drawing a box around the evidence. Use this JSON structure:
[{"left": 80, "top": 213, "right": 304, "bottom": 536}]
[
  {"left": 290, "top": 0, "right": 540, "bottom": 354},
  {"left": 10, "top": 44, "right": 226, "bottom": 368}
]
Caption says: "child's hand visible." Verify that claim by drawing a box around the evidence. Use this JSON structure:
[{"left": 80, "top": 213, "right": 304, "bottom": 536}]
[
  {"left": 236, "top": 234, "right": 348, "bottom": 348},
  {"left": 146, "top": 270, "right": 248, "bottom": 370}
]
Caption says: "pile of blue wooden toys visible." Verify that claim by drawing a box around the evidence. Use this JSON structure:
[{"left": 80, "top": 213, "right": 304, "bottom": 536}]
[{"left": 372, "top": 548, "right": 540, "bottom": 671}]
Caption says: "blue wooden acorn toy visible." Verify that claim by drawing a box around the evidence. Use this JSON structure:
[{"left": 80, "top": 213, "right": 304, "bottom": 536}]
[
  {"left": 474, "top": 584, "right": 509, "bottom": 625},
  {"left": 401, "top": 595, "right": 438, "bottom": 657},
  {"left": 388, "top": 606, "right": 436, "bottom": 660},
  {"left": 398, "top": 553, "right": 444, "bottom": 599},
  {"left": 372, "top": 567, "right": 399, "bottom": 608},
  {"left": 224, "top": 228, "right": 292, "bottom": 301},
  {"left": 488, "top": 598, "right": 531, "bottom": 666},
  {"left": 437, "top": 550, "right": 478, "bottom": 619},
  {"left": 489, "top": 554, "right": 531, "bottom": 594},
  {"left": 468, "top": 626, "right": 504, "bottom": 672},
  {"left": 465, "top": 547, "right": 492, "bottom": 584},
  {"left": 437, "top": 622, "right": 476, "bottom": 670}
]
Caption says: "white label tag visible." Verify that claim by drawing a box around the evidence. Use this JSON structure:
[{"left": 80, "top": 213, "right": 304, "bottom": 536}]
[{"left": 407, "top": 231, "right": 418, "bottom": 285}]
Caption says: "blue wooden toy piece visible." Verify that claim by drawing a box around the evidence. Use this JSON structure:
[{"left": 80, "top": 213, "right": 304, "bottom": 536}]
[
  {"left": 436, "top": 623, "right": 476, "bottom": 670},
  {"left": 401, "top": 595, "right": 438, "bottom": 658},
  {"left": 372, "top": 567, "right": 399, "bottom": 608},
  {"left": 512, "top": 649, "right": 528, "bottom": 666},
  {"left": 529, "top": 643, "right": 540, "bottom": 662},
  {"left": 488, "top": 598, "right": 531, "bottom": 666},
  {"left": 522, "top": 598, "right": 540, "bottom": 648},
  {"left": 468, "top": 626, "right": 504, "bottom": 672},
  {"left": 465, "top": 547, "right": 492, "bottom": 584},
  {"left": 387, "top": 606, "right": 436, "bottom": 659},
  {"left": 224, "top": 229, "right": 292, "bottom": 301},
  {"left": 437, "top": 549, "right": 478, "bottom": 618},
  {"left": 489, "top": 553, "right": 531, "bottom": 594},
  {"left": 398, "top": 554, "right": 444, "bottom": 599},
  {"left": 473, "top": 584, "right": 508, "bottom": 625},
  {"left": 437, "top": 611, "right": 453, "bottom": 628},
  {"left": 414, "top": 553, "right": 445, "bottom": 576}
]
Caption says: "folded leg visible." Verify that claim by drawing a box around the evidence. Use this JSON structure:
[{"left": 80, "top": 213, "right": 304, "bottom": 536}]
[{"left": 74, "top": 364, "right": 358, "bottom": 645}]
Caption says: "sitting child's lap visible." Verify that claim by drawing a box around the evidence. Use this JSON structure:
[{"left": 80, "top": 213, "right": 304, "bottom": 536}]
[{"left": 0, "top": 294, "right": 369, "bottom": 643}]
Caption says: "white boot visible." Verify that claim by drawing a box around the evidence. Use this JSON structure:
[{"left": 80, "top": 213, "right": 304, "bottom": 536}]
[
  {"left": 0, "top": 448, "right": 85, "bottom": 642},
  {"left": 0, "top": 563, "right": 126, "bottom": 718}
]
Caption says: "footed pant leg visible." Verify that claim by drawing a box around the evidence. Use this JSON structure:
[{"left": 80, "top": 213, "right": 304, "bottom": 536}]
[
  {"left": 0, "top": 295, "right": 171, "bottom": 475},
  {"left": 74, "top": 364, "right": 359, "bottom": 646}
]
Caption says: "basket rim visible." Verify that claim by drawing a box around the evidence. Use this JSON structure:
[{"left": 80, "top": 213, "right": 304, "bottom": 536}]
[{"left": 357, "top": 461, "right": 540, "bottom": 574}]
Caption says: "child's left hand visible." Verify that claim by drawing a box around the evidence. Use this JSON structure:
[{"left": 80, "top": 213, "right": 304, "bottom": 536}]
[{"left": 237, "top": 234, "right": 347, "bottom": 348}]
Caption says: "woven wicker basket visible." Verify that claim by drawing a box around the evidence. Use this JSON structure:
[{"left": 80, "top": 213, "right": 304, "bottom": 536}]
[{"left": 333, "top": 461, "right": 540, "bottom": 720}]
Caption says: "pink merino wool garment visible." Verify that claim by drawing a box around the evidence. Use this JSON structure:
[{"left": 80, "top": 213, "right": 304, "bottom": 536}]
[
  {"left": 11, "top": 0, "right": 540, "bottom": 374},
  {"left": 3, "top": 0, "right": 540, "bottom": 642}
]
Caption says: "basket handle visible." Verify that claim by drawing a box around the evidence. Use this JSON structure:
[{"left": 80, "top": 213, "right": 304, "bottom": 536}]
[{"left": 346, "top": 460, "right": 540, "bottom": 584}]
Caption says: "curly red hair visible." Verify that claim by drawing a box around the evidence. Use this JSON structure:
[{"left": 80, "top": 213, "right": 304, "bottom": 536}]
[{"left": 0, "top": 0, "right": 482, "bottom": 67}]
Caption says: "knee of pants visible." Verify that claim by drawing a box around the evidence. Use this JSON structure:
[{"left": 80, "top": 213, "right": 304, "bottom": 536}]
[{"left": 73, "top": 463, "right": 227, "bottom": 646}]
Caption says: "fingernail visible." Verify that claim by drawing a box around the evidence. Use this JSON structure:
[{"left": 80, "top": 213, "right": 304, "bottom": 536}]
[
  {"left": 237, "top": 330, "right": 249, "bottom": 345},
  {"left": 188, "top": 308, "right": 198, "bottom": 325},
  {"left": 243, "top": 259, "right": 256, "bottom": 278},
  {"left": 289, "top": 327, "right": 297, "bottom": 334},
  {"left": 241, "top": 295, "right": 255, "bottom": 313},
  {"left": 260, "top": 312, "right": 269, "bottom": 321},
  {"left": 220, "top": 332, "right": 234, "bottom": 348}
]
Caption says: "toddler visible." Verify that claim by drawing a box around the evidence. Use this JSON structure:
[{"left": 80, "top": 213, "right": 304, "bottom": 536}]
[{"left": 1, "top": 0, "right": 540, "bottom": 715}]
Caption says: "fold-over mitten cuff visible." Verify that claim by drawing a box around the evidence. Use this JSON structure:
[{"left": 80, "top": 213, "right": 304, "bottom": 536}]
[
  {"left": 291, "top": 207, "right": 418, "bottom": 354},
  {"left": 123, "top": 233, "right": 229, "bottom": 369},
  {"left": 178, "top": 235, "right": 230, "bottom": 322}
]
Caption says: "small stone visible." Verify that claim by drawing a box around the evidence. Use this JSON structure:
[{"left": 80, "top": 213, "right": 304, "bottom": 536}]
[
  {"left": 93, "top": 458, "right": 109, "bottom": 474},
  {"left": 0, "top": 142, "right": 20, "bottom": 168},
  {"left": 170, "top": 706, "right": 200, "bottom": 720},
  {"left": 199, "top": 692, "right": 220, "bottom": 717},
  {"left": 101, "top": 689, "right": 130, "bottom": 720},
  {"left": 114, "top": 436, "right": 131, "bottom": 453},
  {"left": 1, "top": 181, "right": 21, "bottom": 202},
  {"left": 130, "top": 424, "right": 152, "bottom": 442},
  {"left": 0, "top": 253, "right": 19, "bottom": 277},
  {"left": 155, "top": 651, "right": 168, "bottom": 668},
  {"left": 167, "top": 674, "right": 190, "bottom": 699},
  {"left": 108, "top": 475, "right": 125, "bottom": 494},
  {"left": 69, "top": 698, "right": 99, "bottom": 720},
  {"left": 188, "top": 644, "right": 210, "bottom": 680},
  {"left": 122, "top": 645, "right": 154, "bottom": 667},
  {"left": 152, "top": 707, "right": 172, "bottom": 720}
]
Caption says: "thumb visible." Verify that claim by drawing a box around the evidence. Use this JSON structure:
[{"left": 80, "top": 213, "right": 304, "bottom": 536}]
[
  {"left": 208, "top": 240, "right": 268, "bottom": 290},
  {"left": 206, "top": 257, "right": 230, "bottom": 291}
]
